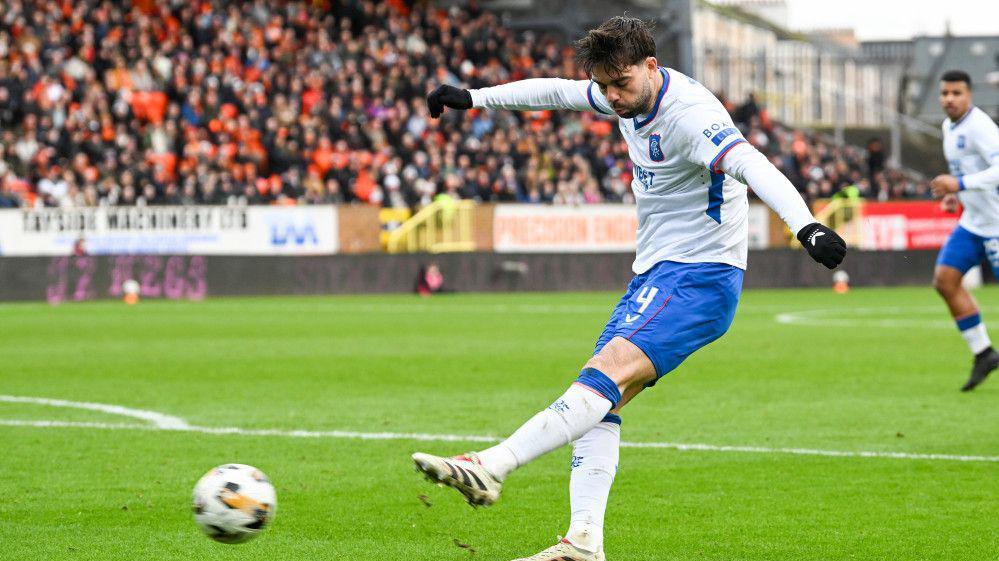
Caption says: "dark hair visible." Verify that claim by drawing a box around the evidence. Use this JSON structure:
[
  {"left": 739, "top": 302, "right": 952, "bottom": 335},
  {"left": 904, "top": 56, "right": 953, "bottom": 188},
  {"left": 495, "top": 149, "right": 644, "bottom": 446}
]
[
  {"left": 940, "top": 69, "right": 972, "bottom": 88},
  {"left": 574, "top": 16, "right": 656, "bottom": 76}
]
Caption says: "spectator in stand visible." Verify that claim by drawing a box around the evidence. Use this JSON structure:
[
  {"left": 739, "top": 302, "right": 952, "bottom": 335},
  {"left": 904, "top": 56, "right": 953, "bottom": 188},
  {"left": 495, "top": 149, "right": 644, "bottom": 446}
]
[
  {"left": 866, "top": 138, "right": 886, "bottom": 181},
  {"left": 733, "top": 93, "right": 760, "bottom": 127}
]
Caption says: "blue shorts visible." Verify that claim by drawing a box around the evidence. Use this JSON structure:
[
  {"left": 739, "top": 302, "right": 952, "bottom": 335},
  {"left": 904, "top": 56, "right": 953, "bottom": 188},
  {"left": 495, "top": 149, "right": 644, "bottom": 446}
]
[
  {"left": 937, "top": 225, "right": 999, "bottom": 276},
  {"left": 594, "top": 260, "right": 744, "bottom": 385}
]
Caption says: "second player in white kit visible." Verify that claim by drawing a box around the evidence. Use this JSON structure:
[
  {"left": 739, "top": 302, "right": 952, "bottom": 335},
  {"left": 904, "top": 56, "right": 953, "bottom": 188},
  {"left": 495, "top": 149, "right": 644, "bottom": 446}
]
[{"left": 930, "top": 69, "right": 999, "bottom": 391}]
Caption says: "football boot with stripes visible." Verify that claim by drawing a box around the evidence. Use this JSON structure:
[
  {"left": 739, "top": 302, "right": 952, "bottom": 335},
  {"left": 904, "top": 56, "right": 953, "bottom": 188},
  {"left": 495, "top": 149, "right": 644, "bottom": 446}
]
[
  {"left": 511, "top": 539, "right": 606, "bottom": 561},
  {"left": 411, "top": 451, "right": 502, "bottom": 507}
]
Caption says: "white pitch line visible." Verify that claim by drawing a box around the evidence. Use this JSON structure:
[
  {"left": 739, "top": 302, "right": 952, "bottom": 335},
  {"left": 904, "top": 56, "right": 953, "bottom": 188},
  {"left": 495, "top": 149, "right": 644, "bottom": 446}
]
[
  {"left": 620, "top": 441, "right": 999, "bottom": 463},
  {"left": 0, "top": 419, "right": 147, "bottom": 430},
  {"left": 2, "top": 418, "right": 997, "bottom": 464},
  {"left": 138, "top": 301, "right": 798, "bottom": 316},
  {"left": 177, "top": 424, "right": 502, "bottom": 443},
  {"left": 775, "top": 306, "right": 999, "bottom": 329},
  {"left": 0, "top": 395, "right": 190, "bottom": 429}
]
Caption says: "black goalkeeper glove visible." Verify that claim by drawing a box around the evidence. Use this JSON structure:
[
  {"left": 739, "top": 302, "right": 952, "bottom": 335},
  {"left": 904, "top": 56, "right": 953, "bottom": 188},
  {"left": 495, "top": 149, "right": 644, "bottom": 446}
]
[
  {"left": 426, "top": 85, "right": 472, "bottom": 118},
  {"left": 796, "top": 223, "right": 847, "bottom": 269}
]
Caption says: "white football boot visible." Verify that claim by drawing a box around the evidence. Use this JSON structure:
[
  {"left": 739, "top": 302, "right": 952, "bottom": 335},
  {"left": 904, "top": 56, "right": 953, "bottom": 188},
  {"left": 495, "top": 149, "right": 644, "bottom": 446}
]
[
  {"left": 411, "top": 451, "right": 502, "bottom": 507},
  {"left": 511, "top": 539, "right": 606, "bottom": 561}
]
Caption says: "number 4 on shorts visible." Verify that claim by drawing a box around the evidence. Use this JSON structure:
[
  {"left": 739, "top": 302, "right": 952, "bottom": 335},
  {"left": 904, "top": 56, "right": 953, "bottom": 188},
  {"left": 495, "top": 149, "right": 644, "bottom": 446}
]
[{"left": 625, "top": 286, "right": 659, "bottom": 322}]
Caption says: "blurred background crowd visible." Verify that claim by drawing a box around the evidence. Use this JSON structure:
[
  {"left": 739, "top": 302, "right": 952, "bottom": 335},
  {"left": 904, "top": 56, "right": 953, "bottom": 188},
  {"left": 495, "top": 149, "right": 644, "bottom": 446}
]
[{"left": 0, "top": 0, "right": 930, "bottom": 210}]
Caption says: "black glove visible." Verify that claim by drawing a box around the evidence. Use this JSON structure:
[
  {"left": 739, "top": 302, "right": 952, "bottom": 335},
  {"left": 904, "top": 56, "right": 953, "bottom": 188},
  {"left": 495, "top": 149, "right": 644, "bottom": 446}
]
[
  {"left": 426, "top": 85, "right": 472, "bottom": 118},
  {"left": 796, "top": 223, "right": 847, "bottom": 269}
]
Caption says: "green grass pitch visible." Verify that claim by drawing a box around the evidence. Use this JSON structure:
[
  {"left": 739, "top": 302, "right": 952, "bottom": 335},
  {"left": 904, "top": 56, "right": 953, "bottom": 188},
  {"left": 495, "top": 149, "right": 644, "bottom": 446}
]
[{"left": 1, "top": 286, "right": 997, "bottom": 560}]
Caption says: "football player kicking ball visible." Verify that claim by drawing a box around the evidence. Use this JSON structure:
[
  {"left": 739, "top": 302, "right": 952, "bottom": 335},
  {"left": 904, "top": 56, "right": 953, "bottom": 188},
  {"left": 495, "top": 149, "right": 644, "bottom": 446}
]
[
  {"left": 930, "top": 69, "right": 999, "bottom": 391},
  {"left": 413, "top": 16, "right": 846, "bottom": 561}
]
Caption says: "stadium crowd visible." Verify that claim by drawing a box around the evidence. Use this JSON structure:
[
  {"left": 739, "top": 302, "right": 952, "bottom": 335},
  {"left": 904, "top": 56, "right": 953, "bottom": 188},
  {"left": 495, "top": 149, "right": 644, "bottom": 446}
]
[{"left": 0, "top": 0, "right": 930, "bottom": 210}]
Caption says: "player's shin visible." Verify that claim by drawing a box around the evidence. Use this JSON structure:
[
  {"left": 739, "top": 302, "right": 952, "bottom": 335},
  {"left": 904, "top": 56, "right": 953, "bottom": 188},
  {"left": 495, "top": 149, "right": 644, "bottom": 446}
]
[
  {"left": 566, "top": 414, "right": 621, "bottom": 554},
  {"left": 476, "top": 369, "right": 619, "bottom": 481}
]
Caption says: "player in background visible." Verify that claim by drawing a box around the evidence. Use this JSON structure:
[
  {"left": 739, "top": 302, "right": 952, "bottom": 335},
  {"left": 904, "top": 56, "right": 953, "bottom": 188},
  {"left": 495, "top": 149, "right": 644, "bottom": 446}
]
[
  {"left": 930, "top": 70, "right": 999, "bottom": 391},
  {"left": 413, "top": 17, "right": 846, "bottom": 561}
]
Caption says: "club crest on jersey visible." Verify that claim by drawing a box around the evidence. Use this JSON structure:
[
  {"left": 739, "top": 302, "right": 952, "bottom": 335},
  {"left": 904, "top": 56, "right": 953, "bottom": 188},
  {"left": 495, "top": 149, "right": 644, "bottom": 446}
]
[
  {"left": 957, "top": 135, "right": 966, "bottom": 149},
  {"left": 649, "top": 134, "right": 665, "bottom": 162}
]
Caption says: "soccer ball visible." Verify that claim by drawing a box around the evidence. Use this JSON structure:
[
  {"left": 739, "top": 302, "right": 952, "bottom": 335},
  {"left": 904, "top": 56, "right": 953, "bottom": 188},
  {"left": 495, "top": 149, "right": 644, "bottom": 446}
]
[
  {"left": 192, "top": 464, "right": 277, "bottom": 543},
  {"left": 122, "top": 279, "right": 140, "bottom": 295}
]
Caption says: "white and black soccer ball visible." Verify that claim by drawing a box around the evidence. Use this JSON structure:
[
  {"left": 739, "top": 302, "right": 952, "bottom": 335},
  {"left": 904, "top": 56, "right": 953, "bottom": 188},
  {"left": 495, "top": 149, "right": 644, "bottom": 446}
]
[
  {"left": 122, "top": 279, "right": 140, "bottom": 296},
  {"left": 192, "top": 464, "right": 277, "bottom": 544}
]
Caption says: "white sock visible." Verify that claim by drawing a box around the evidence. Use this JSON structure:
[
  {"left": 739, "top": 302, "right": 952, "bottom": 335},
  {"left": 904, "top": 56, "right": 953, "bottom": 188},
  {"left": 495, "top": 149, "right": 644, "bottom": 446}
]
[
  {"left": 961, "top": 323, "right": 992, "bottom": 355},
  {"left": 566, "top": 420, "right": 620, "bottom": 553},
  {"left": 476, "top": 384, "right": 613, "bottom": 481}
]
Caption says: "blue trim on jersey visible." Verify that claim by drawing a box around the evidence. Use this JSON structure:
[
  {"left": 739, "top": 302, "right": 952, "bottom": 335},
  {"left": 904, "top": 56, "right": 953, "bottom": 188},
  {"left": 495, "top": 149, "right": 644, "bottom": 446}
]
[
  {"left": 601, "top": 413, "right": 622, "bottom": 425},
  {"left": 633, "top": 68, "right": 670, "bottom": 130},
  {"left": 950, "top": 107, "right": 974, "bottom": 129},
  {"left": 958, "top": 176, "right": 966, "bottom": 191},
  {"left": 710, "top": 127, "right": 739, "bottom": 146},
  {"left": 587, "top": 82, "right": 611, "bottom": 115},
  {"left": 707, "top": 170, "right": 725, "bottom": 223},
  {"left": 709, "top": 138, "right": 747, "bottom": 173},
  {"left": 956, "top": 312, "right": 982, "bottom": 331}
]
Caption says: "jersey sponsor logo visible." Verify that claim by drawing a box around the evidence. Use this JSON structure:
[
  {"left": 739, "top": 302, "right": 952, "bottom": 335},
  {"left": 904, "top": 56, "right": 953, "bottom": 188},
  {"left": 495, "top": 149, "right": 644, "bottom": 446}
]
[
  {"left": 634, "top": 164, "right": 656, "bottom": 192},
  {"left": 710, "top": 127, "right": 739, "bottom": 146},
  {"left": 701, "top": 123, "right": 727, "bottom": 140},
  {"left": 649, "top": 134, "right": 665, "bottom": 162},
  {"left": 957, "top": 135, "right": 966, "bottom": 149}
]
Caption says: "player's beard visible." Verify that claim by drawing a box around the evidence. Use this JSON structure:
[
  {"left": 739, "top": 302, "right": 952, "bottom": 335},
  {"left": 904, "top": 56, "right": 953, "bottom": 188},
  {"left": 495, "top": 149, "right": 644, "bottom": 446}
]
[{"left": 617, "top": 78, "right": 655, "bottom": 119}]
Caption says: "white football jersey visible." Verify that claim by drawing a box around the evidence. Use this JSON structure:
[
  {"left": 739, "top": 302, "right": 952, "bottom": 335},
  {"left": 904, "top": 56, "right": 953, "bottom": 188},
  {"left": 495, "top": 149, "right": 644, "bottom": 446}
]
[
  {"left": 468, "top": 67, "right": 813, "bottom": 273},
  {"left": 942, "top": 106, "right": 999, "bottom": 237},
  {"left": 585, "top": 68, "right": 750, "bottom": 272}
]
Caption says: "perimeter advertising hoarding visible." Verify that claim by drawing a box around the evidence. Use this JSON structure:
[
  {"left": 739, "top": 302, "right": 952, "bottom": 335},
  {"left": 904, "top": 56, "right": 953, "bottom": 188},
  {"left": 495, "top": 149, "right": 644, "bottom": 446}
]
[
  {"left": 493, "top": 204, "right": 772, "bottom": 252},
  {"left": 859, "top": 201, "right": 959, "bottom": 250},
  {"left": 0, "top": 206, "right": 338, "bottom": 255}
]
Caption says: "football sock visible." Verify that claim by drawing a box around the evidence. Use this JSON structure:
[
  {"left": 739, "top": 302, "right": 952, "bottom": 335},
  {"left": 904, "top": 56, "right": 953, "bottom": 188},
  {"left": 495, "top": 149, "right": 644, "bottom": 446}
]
[
  {"left": 476, "top": 369, "right": 619, "bottom": 481},
  {"left": 957, "top": 312, "right": 992, "bottom": 355},
  {"left": 566, "top": 414, "right": 621, "bottom": 553}
]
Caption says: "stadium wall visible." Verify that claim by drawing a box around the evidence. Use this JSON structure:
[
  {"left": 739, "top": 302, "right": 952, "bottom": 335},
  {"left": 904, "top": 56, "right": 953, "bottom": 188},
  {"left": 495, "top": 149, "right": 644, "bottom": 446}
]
[
  {"left": 0, "top": 250, "right": 941, "bottom": 303},
  {"left": 11, "top": 201, "right": 953, "bottom": 258}
]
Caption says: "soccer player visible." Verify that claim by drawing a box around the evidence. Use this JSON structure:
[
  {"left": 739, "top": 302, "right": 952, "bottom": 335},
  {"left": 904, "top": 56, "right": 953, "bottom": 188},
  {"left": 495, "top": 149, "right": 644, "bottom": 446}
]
[
  {"left": 413, "top": 17, "right": 846, "bottom": 561},
  {"left": 929, "top": 69, "right": 999, "bottom": 391}
]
